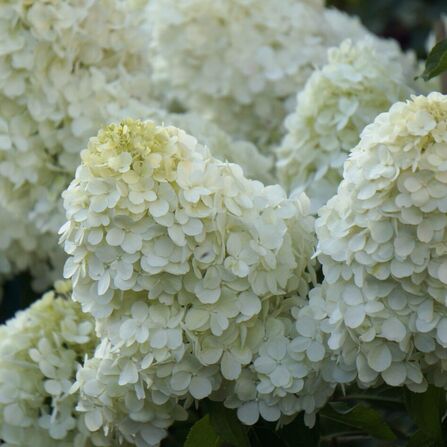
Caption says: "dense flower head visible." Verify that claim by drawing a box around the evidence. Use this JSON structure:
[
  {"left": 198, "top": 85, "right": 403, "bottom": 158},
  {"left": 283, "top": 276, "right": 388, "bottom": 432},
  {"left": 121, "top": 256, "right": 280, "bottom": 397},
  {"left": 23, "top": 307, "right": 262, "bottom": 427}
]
[
  {"left": 0, "top": 0, "right": 158, "bottom": 289},
  {"left": 276, "top": 38, "right": 413, "bottom": 212},
  {"left": 61, "top": 119, "right": 314, "bottom": 319},
  {"left": 312, "top": 93, "right": 447, "bottom": 391},
  {"left": 60, "top": 119, "right": 331, "bottom": 443},
  {"left": 148, "top": 0, "right": 325, "bottom": 147},
  {"left": 147, "top": 0, "right": 415, "bottom": 148},
  {"left": 0, "top": 281, "right": 115, "bottom": 446}
]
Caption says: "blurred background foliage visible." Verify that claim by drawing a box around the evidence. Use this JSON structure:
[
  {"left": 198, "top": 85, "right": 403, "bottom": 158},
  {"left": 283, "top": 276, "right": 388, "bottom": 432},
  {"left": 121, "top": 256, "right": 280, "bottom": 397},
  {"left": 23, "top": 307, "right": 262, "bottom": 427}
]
[
  {"left": 329, "top": 0, "right": 447, "bottom": 57},
  {"left": 1, "top": 0, "right": 447, "bottom": 324}
]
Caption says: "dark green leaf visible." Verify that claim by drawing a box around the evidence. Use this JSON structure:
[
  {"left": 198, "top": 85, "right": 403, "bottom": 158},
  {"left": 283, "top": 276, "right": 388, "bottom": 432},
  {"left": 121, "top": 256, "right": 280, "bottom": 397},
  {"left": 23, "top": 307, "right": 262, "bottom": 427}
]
[
  {"left": 407, "top": 430, "right": 436, "bottom": 447},
  {"left": 279, "top": 413, "right": 320, "bottom": 447},
  {"left": 185, "top": 415, "right": 221, "bottom": 447},
  {"left": 321, "top": 402, "right": 396, "bottom": 441},
  {"left": 206, "top": 401, "right": 250, "bottom": 447},
  {"left": 404, "top": 385, "right": 446, "bottom": 447},
  {"left": 421, "top": 38, "right": 447, "bottom": 81},
  {"left": 249, "top": 424, "right": 285, "bottom": 447}
]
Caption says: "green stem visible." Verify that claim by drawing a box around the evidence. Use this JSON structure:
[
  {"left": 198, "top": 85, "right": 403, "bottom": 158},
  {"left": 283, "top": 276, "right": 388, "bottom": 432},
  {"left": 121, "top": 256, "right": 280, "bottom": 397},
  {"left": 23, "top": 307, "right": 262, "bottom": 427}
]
[{"left": 335, "top": 394, "right": 403, "bottom": 404}]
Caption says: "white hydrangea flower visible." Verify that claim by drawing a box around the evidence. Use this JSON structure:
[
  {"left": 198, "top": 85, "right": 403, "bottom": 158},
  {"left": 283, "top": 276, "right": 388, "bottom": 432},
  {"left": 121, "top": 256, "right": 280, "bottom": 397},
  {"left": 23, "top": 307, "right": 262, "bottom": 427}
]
[
  {"left": 0, "top": 0, "right": 159, "bottom": 290},
  {"left": 148, "top": 1, "right": 416, "bottom": 148},
  {"left": 276, "top": 38, "right": 413, "bottom": 212},
  {"left": 0, "top": 281, "right": 123, "bottom": 446},
  {"left": 159, "top": 112, "right": 274, "bottom": 185},
  {"left": 313, "top": 93, "right": 447, "bottom": 392},
  {"left": 222, "top": 306, "right": 336, "bottom": 428},
  {"left": 61, "top": 119, "right": 330, "bottom": 443}
]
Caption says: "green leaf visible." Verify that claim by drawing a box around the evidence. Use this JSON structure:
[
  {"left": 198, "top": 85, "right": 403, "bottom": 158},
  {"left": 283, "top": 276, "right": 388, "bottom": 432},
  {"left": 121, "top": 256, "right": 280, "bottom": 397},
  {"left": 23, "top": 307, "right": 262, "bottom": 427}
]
[
  {"left": 185, "top": 414, "right": 222, "bottom": 447},
  {"left": 404, "top": 385, "right": 446, "bottom": 447},
  {"left": 421, "top": 38, "right": 447, "bottom": 81},
  {"left": 249, "top": 424, "right": 285, "bottom": 447},
  {"left": 279, "top": 413, "right": 320, "bottom": 447},
  {"left": 206, "top": 401, "right": 250, "bottom": 447},
  {"left": 167, "top": 420, "right": 197, "bottom": 447},
  {"left": 321, "top": 402, "right": 396, "bottom": 441},
  {"left": 407, "top": 430, "right": 436, "bottom": 447}
]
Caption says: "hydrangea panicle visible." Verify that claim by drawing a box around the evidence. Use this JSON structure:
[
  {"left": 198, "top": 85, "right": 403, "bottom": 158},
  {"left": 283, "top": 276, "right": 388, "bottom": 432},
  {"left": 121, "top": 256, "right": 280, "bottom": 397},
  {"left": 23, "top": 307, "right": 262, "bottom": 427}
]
[
  {"left": 312, "top": 93, "right": 447, "bottom": 391},
  {"left": 276, "top": 38, "right": 413, "bottom": 212},
  {"left": 0, "top": 281, "right": 124, "bottom": 446},
  {"left": 61, "top": 119, "right": 330, "bottom": 443}
]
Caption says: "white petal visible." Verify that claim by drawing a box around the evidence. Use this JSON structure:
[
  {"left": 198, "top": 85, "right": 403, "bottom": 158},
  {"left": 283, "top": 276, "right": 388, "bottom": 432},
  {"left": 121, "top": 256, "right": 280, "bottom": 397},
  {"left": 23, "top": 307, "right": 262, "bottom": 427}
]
[
  {"left": 122, "top": 232, "right": 142, "bottom": 254},
  {"left": 221, "top": 352, "right": 241, "bottom": 380},
  {"left": 141, "top": 353, "right": 154, "bottom": 369},
  {"left": 258, "top": 402, "right": 281, "bottom": 422},
  {"left": 168, "top": 224, "right": 186, "bottom": 246},
  {"left": 44, "top": 379, "right": 62, "bottom": 396},
  {"left": 254, "top": 356, "right": 276, "bottom": 374},
  {"left": 189, "top": 376, "right": 212, "bottom": 399},
  {"left": 306, "top": 341, "right": 325, "bottom": 362},
  {"left": 344, "top": 305, "right": 366, "bottom": 329},
  {"left": 195, "top": 283, "right": 221, "bottom": 304},
  {"left": 85, "top": 409, "right": 103, "bottom": 432},
  {"left": 119, "top": 361, "right": 139, "bottom": 385},
  {"left": 97, "top": 271, "right": 111, "bottom": 296},
  {"left": 382, "top": 363, "right": 406, "bottom": 386},
  {"left": 131, "top": 301, "right": 149, "bottom": 320},
  {"left": 150, "top": 330, "right": 168, "bottom": 349},
  {"left": 170, "top": 372, "right": 191, "bottom": 391},
  {"left": 149, "top": 199, "right": 169, "bottom": 217},
  {"left": 182, "top": 218, "right": 203, "bottom": 236},
  {"left": 120, "top": 319, "right": 137, "bottom": 340},
  {"left": 87, "top": 229, "right": 104, "bottom": 245},
  {"left": 266, "top": 338, "right": 287, "bottom": 361},
  {"left": 141, "top": 425, "right": 166, "bottom": 445},
  {"left": 367, "top": 343, "right": 392, "bottom": 372},
  {"left": 381, "top": 318, "right": 407, "bottom": 342},
  {"left": 239, "top": 292, "right": 261, "bottom": 317},
  {"left": 237, "top": 402, "right": 259, "bottom": 425},
  {"left": 270, "top": 365, "right": 291, "bottom": 387},
  {"left": 185, "top": 309, "right": 209, "bottom": 330},
  {"left": 106, "top": 227, "right": 125, "bottom": 246},
  {"left": 63, "top": 258, "right": 78, "bottom": 279}
]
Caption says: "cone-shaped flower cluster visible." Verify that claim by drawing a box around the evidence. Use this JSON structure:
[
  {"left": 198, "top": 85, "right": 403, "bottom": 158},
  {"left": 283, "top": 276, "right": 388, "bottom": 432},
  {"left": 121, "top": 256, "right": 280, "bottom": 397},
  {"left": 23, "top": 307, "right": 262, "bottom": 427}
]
[
  {"left": 311, "top": 93, "right": 447, "bottom": 391},
  {"left": 60, "top": 119, "right": 332, "bottom": 445},
  {"left": 276, "top": 38, "right": 413, "bottom": 212},
  {"left": 0, "top": 281, "right": 120, "bottom": 446}
]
